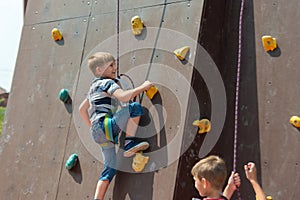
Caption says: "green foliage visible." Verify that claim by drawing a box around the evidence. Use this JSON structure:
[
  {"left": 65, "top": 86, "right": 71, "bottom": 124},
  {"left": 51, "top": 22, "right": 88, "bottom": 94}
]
[{"left": 0, "top": 106, "right": 5, "bottom": 136}]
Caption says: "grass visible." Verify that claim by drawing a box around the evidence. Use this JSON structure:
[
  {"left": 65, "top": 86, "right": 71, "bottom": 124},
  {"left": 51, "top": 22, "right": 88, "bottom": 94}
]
[{"left": 0, "top": 106, "right": 5, "bottom": 136}]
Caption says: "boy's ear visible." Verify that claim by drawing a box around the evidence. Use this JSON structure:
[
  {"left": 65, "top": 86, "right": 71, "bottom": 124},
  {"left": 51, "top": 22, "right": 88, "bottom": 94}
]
[
  {"left": 96, "top": 66, "right": 101, "bottom": 72},
  {"left": 96, "top": 66, "right": 103, "bottom": 74},
  {"left": 202, "top": 178, "right": 210, "bottom": 189}
]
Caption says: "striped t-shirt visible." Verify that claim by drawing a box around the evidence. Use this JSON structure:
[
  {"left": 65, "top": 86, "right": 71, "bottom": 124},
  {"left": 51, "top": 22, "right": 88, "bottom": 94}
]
[{"left": 87, "top": 77, "right": 121, "bottom": 124}]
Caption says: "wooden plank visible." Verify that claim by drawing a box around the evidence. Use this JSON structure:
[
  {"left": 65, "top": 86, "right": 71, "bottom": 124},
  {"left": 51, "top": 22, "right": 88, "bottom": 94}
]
[
  {"left": 91, "top": 0, "right": 190, "bottom": 15},
  {"left": 24, "top": 0, "right": 92, "bottom": 25},
  {"left": 73, "top": 1, "right": 204, "bottom": 199},
  {"left": 0, "top": 17, "right": 88, "bottom": 199},
  {"left": 253, "top": 0, "right": 300, "bottom": 199}
]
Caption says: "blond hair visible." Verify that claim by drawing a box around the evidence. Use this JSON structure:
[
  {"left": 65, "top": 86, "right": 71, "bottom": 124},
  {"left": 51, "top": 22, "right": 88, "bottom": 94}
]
[
  {"left": 191, "top": 155, "right": 227, "bottom": 190},
  {"left": 87, "top": 52, "right": 115, "bottom": 76}
]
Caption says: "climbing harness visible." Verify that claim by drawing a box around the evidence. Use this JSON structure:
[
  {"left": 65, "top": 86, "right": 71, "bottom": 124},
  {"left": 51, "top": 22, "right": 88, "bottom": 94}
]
[
  {"left": 104, "top": 114, "right": 118, "bottom": 144},
  {"left": 233, "top": 0, "right": 245, "bottom": 199}
]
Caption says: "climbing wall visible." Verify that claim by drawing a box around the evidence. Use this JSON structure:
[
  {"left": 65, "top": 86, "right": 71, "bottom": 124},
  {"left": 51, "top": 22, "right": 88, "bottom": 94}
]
[
  {"left": 1, "top": 0, "right": 300, "bottom": 199},
  {"left": 0, "top": 0, "right": 205, "bottom": 199}
]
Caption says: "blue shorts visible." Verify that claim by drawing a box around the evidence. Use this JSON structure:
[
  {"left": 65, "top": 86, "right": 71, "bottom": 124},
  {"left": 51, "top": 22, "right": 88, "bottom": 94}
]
[{"left": 91, "top": 102, "right": 144, "bottom": 182}]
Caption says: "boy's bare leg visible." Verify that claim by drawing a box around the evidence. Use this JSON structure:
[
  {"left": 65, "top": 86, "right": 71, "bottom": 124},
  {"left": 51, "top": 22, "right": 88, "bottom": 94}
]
[
  {"left": 94, "top": 180, "right": 109, "bottom": 200},
  {"left": 125, "top": 116, "right": 140, "bottom": 137}
]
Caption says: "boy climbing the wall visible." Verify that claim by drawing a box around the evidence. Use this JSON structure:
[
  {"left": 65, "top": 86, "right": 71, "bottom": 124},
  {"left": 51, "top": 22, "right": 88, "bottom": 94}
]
[
  {"left": 79, "top": 52, "right": 153, "bottom": 200},
  {"left": 191, "top": 155, "right": 241, "bottom": 200}
]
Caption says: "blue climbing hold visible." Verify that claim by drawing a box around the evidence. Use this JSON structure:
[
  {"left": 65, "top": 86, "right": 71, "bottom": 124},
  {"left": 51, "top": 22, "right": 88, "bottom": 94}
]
[
  {"left": 65, "top": 153, "right": 78, "bottom": 170},
  {"left": 59, "top": 89, "right": 69, "bottom": 103}
]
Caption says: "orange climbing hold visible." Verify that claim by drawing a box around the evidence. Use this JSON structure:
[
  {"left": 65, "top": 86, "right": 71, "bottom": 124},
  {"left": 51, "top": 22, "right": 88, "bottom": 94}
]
[
  {"left": 132, "top": 152, "right": 149, "bottom": 172},
  {"left": 146, "top": 86, "right": 158, "bottom": 100},
  {"left": 290, "top": 116, "right": 300, "bottom": 128},
  {"left": 262, "top": 35, "right": 277, "bottom": 51},
  {"left": 52, "top": 28, "right": 63, "bottom": 41},
  {"left": 174, "top": 46, "right": 190, "bottom": 61},
  {"left": 193, "top": 119, "right": 211, "bottom": 134},
  {"left": 131, "top": 16, "right": 144, "bottom": 35}
]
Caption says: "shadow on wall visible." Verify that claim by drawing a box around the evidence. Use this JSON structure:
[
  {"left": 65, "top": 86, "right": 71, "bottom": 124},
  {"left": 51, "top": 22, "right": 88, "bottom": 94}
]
[
  {"left": 68, "top": 159, "right": 83, "bottom": 184},
  {"left": 113, "top": 93, "right": 167, "bottom": 200}
]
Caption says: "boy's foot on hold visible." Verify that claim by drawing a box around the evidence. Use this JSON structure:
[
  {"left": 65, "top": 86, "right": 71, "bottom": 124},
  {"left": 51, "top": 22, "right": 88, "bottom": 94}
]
[{"left": 124, "top": 140, "right": 149, "bottom": 157}]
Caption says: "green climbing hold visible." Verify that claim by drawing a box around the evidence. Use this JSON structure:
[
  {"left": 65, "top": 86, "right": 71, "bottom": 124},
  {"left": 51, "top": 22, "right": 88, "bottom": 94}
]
[
  {"left": 65, "top": 153, "right": 78, "bottom": 170},
  {"left": 59, "top": 89, "right": 69, "bottom": 103}
]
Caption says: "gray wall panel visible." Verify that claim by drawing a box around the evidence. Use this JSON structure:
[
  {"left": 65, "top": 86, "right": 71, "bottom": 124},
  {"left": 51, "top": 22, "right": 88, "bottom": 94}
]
[
  {"left": 25, "top": 0, "right": 92, "bottom": 25},
  {"left": 254, "top": 0, "right": 300, "bottom": 199},
  {"left": 0, "top": 18, "right": 88, "bottom": 199}
]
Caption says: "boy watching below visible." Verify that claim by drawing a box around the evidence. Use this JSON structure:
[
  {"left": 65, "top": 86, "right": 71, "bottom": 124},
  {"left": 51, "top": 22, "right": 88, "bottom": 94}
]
[{"left": 191, "top": 155, "right": 240, "bottom": 200}]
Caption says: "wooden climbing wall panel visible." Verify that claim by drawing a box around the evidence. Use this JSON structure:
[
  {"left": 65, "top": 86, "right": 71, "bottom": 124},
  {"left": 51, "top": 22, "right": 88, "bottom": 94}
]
[
  {"left": 0, "top": 0, "right": 205, "bottom": 199},
  {"left": 73, "top": 1, "right": 204, "bottom": 199},
  {"left": 253, "top": 0, "right": 300, "bottom": 199},
  {"left": 0, "top": 17, "right": 89, "bottom": 199}
]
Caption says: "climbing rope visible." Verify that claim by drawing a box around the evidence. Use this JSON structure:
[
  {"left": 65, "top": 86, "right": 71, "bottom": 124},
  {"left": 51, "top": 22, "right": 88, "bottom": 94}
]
[
  {"left": 119, "top": 73, "right": 140, "bottom": 102},
  {"left": 139, "top": 0, "right": 167, "bottom": 104},
  {"left": 115, "top": 0, "right": 141, "bottom": 103},
  {"left": 115, "top": 0, "right": 166, "bottom": 103},
  {"left": 233, "top": 0, "right": 245, "bottom": 199}
]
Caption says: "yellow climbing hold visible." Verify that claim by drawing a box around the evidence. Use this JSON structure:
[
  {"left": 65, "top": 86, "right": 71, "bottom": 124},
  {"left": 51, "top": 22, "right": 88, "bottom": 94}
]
[
  {"left": 174, "top": 46, "right": 190, "bottom": 61},
  {"left": 290, "top": 116, "right": 300, "bottom": 128},
  {"left": 132, "top": 152, "right": 149, "bottom": 172},
  {"left": 266, "top": 196, "right": 273, "bottom": 200},
  {"left": 146, "top": 86, "right": 158, "bottom": 100},
  {"left": 192, "top": 119, "right": 211, "bottom": 134},
  {"left": 262, "top": 35, "right": 277, "bottom": 51},
  {"left": 131, "top": 16, "right": 144, "bottom": 35},
  {"left": 52, "top": 28, "right": 63, "bottom": 41}
]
